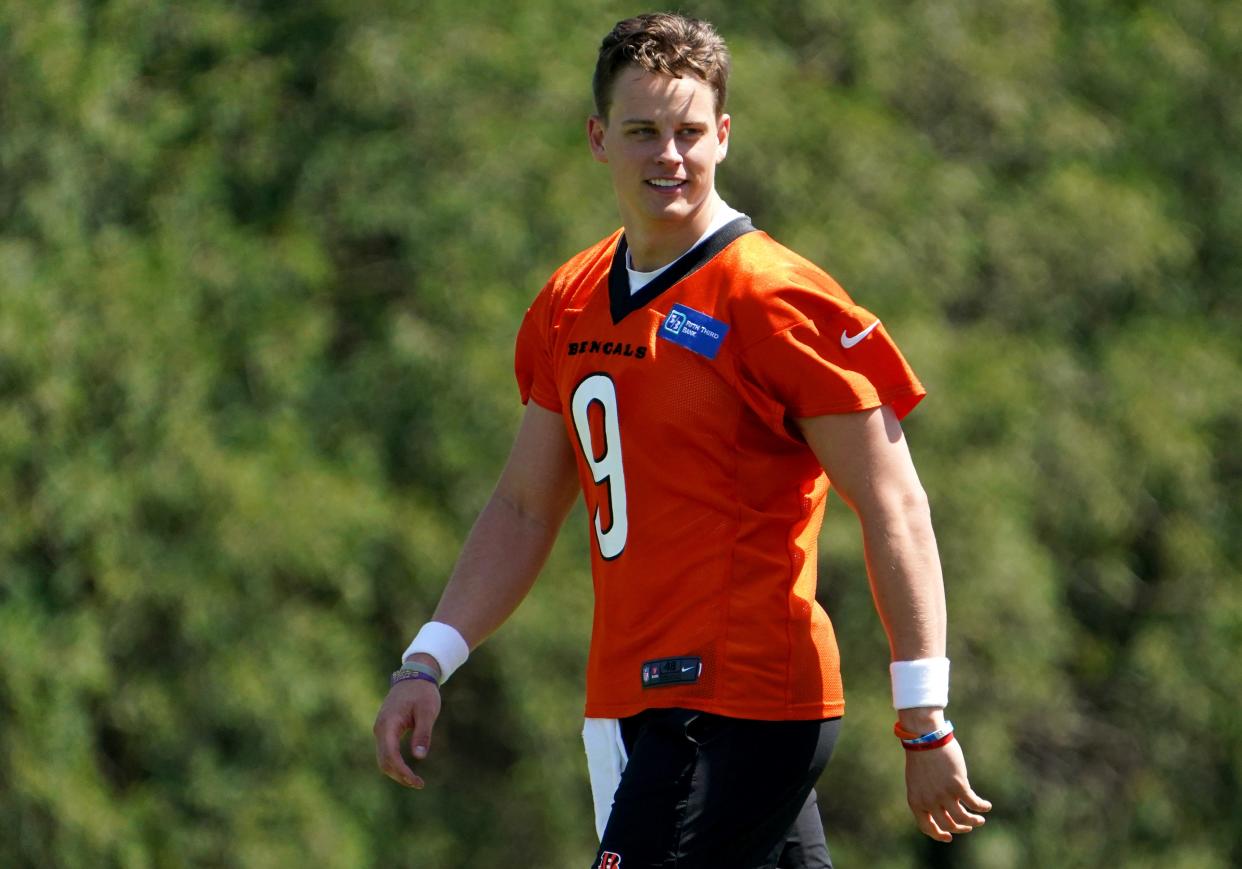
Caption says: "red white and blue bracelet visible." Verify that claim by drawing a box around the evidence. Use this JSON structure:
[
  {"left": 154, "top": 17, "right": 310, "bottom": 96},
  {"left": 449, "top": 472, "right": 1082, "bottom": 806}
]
[{"left": 894, "top": 720, "right": 955, "bottom": 751}]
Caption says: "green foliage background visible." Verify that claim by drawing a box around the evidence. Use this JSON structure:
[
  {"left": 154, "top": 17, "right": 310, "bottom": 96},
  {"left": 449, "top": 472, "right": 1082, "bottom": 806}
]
[{"left": 2, "top": 1, "right": 1239, "bottom": 866}]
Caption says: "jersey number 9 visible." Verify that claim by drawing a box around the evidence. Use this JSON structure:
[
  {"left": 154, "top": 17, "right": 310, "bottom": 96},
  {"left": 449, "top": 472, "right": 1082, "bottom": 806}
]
[{"left": 570, "top": 374, "right": 628, "bottom": 560}]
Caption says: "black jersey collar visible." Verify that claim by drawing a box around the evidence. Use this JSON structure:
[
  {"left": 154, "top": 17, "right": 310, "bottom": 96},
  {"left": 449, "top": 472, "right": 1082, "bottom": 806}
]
[{"left": 608, "top": 216, "right": 756, "bottom": 324}]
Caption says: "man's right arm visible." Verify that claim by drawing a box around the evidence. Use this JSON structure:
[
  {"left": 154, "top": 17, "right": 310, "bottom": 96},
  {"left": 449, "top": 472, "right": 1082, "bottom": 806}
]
[{"left": 373, "top": 402, "right": 580, "bottom": 788}]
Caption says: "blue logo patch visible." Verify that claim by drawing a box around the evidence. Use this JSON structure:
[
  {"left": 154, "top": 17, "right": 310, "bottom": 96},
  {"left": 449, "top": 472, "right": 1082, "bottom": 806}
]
[{"left": 659, "top": 304, "right": 729, "bottom": 360}]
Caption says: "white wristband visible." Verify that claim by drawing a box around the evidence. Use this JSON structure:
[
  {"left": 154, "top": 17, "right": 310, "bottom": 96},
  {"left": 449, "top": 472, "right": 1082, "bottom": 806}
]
[
  {"left": 403, "top": 622, "right": 470, "bottom": 684},
  {"left": 890, "top": 657, "right": 950, "bottom": 709}
]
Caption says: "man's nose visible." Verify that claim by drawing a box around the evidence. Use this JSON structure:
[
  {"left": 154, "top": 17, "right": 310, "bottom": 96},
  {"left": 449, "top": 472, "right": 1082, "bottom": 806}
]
[{"left": 654, "top": 134, "right": 682, "bottom": 165}]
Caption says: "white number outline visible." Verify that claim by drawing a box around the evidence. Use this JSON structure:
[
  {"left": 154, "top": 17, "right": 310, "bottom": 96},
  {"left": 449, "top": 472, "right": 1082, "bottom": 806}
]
[{"left": 569, "top": 373, "right": 628, "bottom": 560}]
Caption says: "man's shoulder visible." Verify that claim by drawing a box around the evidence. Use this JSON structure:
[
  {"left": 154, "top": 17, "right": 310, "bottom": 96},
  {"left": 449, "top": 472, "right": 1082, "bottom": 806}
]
[
  {"left": 726, "top": 230, "right": 842, "bottom": 291},
  {"left": 540, "top": 228, "right": 624, "bottom": 298},
  {"left": 519, "top": 229, "right": 622, "bottom": 345},
  {"left": 717, "top": 231, "right": 855, "bottom": 336}
]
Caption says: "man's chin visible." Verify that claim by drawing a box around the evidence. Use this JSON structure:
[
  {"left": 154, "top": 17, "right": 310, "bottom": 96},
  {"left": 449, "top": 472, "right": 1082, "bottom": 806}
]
[{"left": 640, "top": 199, "right": 702, "bottom": 224}]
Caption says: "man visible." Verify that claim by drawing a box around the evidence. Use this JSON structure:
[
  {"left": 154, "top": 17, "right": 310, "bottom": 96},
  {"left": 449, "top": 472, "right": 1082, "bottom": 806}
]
[{"left": 374, "top": 12, "right": 991, "bottom": 868}]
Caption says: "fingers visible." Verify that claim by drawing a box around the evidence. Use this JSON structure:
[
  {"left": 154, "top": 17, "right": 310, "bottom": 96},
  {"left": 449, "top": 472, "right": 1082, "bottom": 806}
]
[
  {"left": 962, "top": 787, "right": 993, "bottom": 815},
  {"left": 941, "top": 787, "right": 988, "bottom": 830},
  {"left": 372, "top": 682, "right": 442, "bottom": 790},
  {"left": 916, "top": 812, "right": 953, "bottom": 843},
  {"left": 410, "top": 711, "right": 435, "bottom": 762},
  {"left": 915, "top": 802, "right": 980, "bottom": 841},
  {"left": 933, "top": 806, "right": 974, "bottom": 836},
  {"left": 951, "top": 798, "right": 988, "bottom": 827},
  {"left": 914, "top": 798, "right": 986, "bottom": 843},
  {"left": 374, "top": 712, "right": 423, "bottom": 789},
  {"left": 905, "top": 742, "right": 991, "bottom": 841},
  {"left": 914, "top": 791, "right": 989, "bottom": 838}
]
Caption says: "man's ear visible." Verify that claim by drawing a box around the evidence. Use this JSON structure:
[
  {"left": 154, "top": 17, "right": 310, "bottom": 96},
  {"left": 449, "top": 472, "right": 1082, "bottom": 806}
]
[
  {"left": 716, "top": 113, "right": 731, "bottom": 164},
  {"left": 587, "top": 115, "right": 609, "bottom": 163}
]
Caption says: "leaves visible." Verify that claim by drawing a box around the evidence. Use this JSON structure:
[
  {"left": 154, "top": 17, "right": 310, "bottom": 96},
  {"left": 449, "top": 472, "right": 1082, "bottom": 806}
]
[{"left": 1, "top": 1, "right": 1238, "bottom": 866}]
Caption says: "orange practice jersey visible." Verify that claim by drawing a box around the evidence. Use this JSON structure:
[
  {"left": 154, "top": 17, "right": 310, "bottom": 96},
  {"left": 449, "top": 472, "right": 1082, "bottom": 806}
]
[{"left": 515, "top": 217, "right": 926, "bottom": 720}]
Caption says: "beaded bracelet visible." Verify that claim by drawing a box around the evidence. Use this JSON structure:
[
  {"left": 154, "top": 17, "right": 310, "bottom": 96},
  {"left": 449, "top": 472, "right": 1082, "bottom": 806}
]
[
  {"left": 894, "top": 720, "right": 955, "bottom": 751},
  {"left": 391, "top": 669, "right": 438, "bottom": 688},
  {"left": 390, "top": 659, "right": 440, "bottom": 689}
]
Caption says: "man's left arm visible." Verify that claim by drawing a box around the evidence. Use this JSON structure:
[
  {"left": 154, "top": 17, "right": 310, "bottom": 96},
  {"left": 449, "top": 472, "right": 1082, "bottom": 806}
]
[{"left": 799, "top": 405, "right": 992, "bottom": 842}]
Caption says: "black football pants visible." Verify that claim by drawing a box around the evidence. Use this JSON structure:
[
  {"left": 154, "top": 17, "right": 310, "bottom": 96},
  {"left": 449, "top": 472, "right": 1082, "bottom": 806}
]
[{"left": 591, "top": 708, "right": 840, "bottom": 869}]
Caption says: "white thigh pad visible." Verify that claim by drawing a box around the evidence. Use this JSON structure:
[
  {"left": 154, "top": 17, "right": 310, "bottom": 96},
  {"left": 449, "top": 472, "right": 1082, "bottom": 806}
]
[{"left": 581, "top": 717, "right": 628, "bottom": 841}]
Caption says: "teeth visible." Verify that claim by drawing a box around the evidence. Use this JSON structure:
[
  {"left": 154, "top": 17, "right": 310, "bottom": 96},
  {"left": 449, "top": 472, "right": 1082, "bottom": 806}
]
[{"left": 648, "top": 179, "right": 684, "bottom": 187}]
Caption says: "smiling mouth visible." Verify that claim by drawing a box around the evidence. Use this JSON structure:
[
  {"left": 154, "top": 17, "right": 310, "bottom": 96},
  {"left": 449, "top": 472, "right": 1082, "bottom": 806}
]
[{"left": 646, "top": 178, "right": 687, "bottom": 189}]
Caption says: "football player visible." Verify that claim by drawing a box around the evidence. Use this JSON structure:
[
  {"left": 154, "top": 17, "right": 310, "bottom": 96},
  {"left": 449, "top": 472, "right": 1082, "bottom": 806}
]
[{"left": 374, "top": 12, "right": 991, "bottom": 868}]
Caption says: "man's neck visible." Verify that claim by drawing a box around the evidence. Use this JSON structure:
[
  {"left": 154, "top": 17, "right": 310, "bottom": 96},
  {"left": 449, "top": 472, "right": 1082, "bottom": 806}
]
[{"left": 622, "top": 194, "right": 721, "bottom": 272}]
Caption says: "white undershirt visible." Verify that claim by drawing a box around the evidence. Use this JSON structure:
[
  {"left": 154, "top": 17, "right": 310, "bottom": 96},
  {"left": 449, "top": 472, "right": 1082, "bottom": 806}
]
[{"left": 626, "top": 202, "right": 747, "bottom": 294}]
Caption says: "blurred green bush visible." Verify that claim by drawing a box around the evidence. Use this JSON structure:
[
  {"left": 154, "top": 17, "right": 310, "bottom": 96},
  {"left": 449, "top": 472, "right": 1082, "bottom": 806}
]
[{"left": 1, "top": 1, "right": 1239, "bottom": 866}]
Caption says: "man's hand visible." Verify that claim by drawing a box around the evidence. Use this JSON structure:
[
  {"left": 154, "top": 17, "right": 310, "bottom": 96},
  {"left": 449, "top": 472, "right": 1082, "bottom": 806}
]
[
  {"left": 373, "top": 677, "right": 442, "bottom": 789},
  {"left": 904, "top": 737, "right": 992, "bottom": 842}
]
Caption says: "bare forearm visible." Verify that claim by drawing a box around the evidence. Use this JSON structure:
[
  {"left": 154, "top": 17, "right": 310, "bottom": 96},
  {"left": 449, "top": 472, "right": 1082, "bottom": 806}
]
[
  {"left": 428, "top": 489, "right": 566, "bottom": 650},
  {"left": 857, "top": 488, "right": 950, "bottom": 731},
  {"left": 857, "top": 488, "right": 946, "bottom": 663}
]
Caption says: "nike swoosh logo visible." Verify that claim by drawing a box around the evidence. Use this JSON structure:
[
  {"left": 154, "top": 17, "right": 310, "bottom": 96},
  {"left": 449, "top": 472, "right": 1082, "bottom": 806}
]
[
  {"left": 840, "top": 320, "right": 881, "bottom": 348},
  {"left": 681, "top": 665, "right": 697, "bottom": 673}
]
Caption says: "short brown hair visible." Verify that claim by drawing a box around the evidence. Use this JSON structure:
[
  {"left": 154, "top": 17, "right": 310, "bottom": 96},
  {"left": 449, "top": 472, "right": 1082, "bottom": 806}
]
[{"left": 592, "top": 13, "right": 731, "bottom": 120}]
